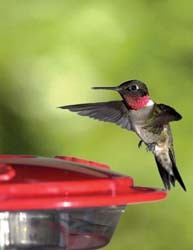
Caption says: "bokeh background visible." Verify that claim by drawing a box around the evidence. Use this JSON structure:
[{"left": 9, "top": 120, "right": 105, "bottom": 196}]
[{"left": 0, "top": 1, "right": 193, "bottom": 249}]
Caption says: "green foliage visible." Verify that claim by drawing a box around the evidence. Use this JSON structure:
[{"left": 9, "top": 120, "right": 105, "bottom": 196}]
[{"left": 0, "top": 1, "right": 192, "bottom": 249}]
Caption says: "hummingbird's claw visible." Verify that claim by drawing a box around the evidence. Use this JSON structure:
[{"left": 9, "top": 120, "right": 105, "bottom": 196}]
[
  {"left": 138, "top": 140, "right": 143, "bottom": 149},
  {"left": 138, "top": 140, "right": 155, "bottom": 152}
]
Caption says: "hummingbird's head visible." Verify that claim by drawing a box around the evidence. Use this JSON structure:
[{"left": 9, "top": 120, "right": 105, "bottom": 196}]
[
  {"left": 93, "top": 80, "right": 153, "bottom": 110},
  {"left": 118, "top": 80, "right": 149, "bottom": 96}
]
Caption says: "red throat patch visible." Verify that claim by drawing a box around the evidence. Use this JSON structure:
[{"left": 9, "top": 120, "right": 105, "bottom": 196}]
[{"left": 125, "top": 95, "right": 150, "bottom": 110}]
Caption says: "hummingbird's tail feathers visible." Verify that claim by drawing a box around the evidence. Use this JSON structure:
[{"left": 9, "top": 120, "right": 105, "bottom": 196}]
[
  {"left": 59, "top": 101, "right": 132, "bottom": 131},
  {"left": 154, "top": 156, "right": 172, "bottom": 190},
  {"left": 154, "top": 150, "right": 186, "bottom": 191},
  {"left": 168, "top": 149, "right": 186, "bottom": 191}
]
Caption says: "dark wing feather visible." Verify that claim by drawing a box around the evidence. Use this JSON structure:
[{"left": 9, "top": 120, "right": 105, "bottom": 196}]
[
  {"left": 168, "top": 149, "right": 186, "bottom": 191},
  {"left": 59, "top": 101, "right": 132, "bottom": 131},
  {"left": 152, "top": 104, "right": 182, "bottom": 127},
  {"left": 154, "top": 149, "right": 186, "bottom": 191},
  {"left": 154, "top": 155, "right": 171, "bottom": 190}
]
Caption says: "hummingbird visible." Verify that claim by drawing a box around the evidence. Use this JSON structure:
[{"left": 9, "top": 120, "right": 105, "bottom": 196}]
[{"left": 59, "top": 80, "right": 186, "bottom": 191}]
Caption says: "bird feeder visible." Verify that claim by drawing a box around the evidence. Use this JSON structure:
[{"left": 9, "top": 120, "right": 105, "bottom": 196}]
[{"left": 0, "top": 155, "right": 167, "bottom": 250}]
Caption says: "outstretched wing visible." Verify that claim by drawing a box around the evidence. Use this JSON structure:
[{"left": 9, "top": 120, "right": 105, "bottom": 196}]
[
  {"left": 59, "top": 101, "right": 132, "bottom": 131},
  {"left": 152, "top": 104, "right": 182, "bottom": 127}
]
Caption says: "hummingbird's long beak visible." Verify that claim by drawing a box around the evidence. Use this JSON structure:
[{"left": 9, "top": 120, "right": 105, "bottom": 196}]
[{"left": 92, "top": 86, "right": 120, "bottom": 91}]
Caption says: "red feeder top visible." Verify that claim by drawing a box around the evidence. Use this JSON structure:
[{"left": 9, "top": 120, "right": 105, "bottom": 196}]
[{"left": 0, "top": 155, "right": 167, "bottom": 211}]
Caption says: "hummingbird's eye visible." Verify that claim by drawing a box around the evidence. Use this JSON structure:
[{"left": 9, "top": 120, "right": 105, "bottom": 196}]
[{"left": 128, "top": 84, "right": 139, "bottom": 91}]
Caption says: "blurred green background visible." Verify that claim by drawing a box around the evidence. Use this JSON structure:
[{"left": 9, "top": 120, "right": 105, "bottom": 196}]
[{"left": 0, "top": 1, "right": 192, "bottom": 249}]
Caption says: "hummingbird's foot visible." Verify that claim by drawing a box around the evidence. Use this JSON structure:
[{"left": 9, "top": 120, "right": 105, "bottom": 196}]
[
  {"left": 146, "top": 143, "right": 156, "bottom": 152},
  {"left": 138, "top": 140, "right": 143, "bottom": 149}
]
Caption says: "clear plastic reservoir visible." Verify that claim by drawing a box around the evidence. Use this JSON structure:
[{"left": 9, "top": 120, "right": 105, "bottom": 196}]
[{"left": 0, "top": 206, "right": 125, "bottom": 250}]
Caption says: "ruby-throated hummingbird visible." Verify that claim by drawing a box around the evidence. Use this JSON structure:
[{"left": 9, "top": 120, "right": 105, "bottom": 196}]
[{"left": 59, "top": 80, "right": 186, "bottom": 191}]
